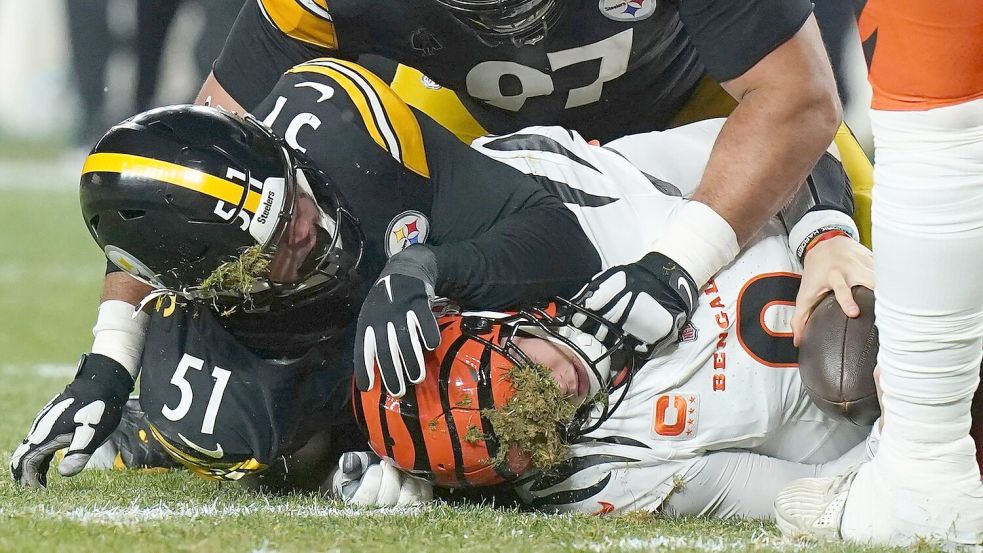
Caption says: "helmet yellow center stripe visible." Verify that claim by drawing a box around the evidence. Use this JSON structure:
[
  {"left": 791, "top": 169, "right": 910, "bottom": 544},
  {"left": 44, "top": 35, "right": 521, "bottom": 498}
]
[{"left": 82, "top": 152, "right": 262, "bottom": 214}]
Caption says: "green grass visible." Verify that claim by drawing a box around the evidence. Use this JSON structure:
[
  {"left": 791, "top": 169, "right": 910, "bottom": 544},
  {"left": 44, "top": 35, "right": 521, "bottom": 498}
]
[{"left": 0, "top": 165, "right": 942, "bottom": 552}]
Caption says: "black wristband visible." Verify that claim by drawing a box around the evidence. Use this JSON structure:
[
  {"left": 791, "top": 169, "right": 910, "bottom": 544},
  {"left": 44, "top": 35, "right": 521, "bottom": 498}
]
[{"left": 637, "top": 251, "right": 699, "bottom": 315}]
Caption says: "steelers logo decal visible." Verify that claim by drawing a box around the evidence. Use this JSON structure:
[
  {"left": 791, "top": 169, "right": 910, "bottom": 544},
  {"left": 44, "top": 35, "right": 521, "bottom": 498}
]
[
  {"left": 104, "top": 245, "right": 165, "bottom": 287},
  {"left": 599, "top": 0, "right": 656, "bottom": 21},
  {"left": 385, "top": 210, "right": 431, "bottom": 258},
  {"left": 421, "top": 74, "right": 442, "bottom": 90}
]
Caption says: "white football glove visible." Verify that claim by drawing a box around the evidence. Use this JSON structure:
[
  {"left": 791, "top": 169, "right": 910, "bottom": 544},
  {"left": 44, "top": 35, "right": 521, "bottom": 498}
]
[{"left": 330, "top": 451, "right": 433, "bottom": 507}]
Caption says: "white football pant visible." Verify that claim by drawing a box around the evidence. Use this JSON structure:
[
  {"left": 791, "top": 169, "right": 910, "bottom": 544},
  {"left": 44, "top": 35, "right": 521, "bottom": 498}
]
[{"left": 842, "top": 98, "right": 983, "bottom": 544}]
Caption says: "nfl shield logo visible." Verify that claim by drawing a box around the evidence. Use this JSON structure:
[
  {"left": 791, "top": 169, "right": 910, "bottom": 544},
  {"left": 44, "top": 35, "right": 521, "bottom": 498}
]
[{"left": 678, "top": 321, "right": 698, "bottom": 343}]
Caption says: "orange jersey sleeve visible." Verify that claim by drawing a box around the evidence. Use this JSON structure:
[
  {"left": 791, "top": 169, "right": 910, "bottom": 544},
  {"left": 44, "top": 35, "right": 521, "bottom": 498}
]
[{"left": 859, "top": 0, "right": 983, "bottom": 111}]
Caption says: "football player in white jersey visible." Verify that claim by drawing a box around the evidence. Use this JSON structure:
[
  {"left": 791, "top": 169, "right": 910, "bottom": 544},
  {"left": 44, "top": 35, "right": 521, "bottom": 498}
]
[{"left": 350, "top": 119, "right": 877, "bottom": 517}]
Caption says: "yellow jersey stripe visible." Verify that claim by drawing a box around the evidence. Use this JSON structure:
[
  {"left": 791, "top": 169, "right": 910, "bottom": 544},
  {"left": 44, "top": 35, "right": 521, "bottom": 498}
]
[
  {"left": 390, "top": 64, "right": 488, "bottom": 144},
  {"left": 289, "top": 59, "right": 431, "bottom": 178},
  {"left": 258, "top": 0, "right": 338, "bottom": 50},
  {"left": 82, "top": 153, "right": 262, "bottom": 214}
]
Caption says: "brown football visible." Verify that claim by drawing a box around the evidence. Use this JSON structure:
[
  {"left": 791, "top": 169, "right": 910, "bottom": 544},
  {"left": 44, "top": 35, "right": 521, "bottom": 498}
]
[{"left": 798, "top": 286, "right": 880, "bottom": 426}]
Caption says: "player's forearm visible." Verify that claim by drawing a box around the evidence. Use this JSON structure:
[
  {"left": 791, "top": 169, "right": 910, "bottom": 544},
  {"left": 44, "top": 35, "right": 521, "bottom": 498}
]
[
  {"left": 691, "top": 85, "right": 841, "bottom": 246},
  {"left": 429, "top": 201, "right": 600, "bottom": 309},
  {"left": 94, "top": 270, "right": 152, "bottom": 378},
  {"left": 100, "top": 270, "right": 152, "bottom": 304}
]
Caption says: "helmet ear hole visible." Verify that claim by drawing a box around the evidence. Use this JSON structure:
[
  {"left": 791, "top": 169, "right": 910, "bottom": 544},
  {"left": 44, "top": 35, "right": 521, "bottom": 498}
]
[
  {"left": 117, "top": 209, "right": 146, "bottom": 221},
  {"left": 88, "top": 214, "right": 100, "bottom": 231}
]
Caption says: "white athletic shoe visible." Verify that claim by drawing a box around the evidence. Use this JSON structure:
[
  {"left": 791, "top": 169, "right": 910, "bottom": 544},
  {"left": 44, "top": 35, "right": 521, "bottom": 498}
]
[
  {"left": 776, "top": 458, "right": 983, "bottom": 547},
  {"left": 774, "top": 472, "right": 856, "bottom": 541}
]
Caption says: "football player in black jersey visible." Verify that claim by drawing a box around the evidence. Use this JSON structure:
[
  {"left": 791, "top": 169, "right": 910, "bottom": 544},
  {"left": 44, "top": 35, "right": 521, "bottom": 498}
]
[
  {"left": 197, "top": 0, "right": 872, "bottom": 389},
  {"left": 9, "top": 58, "right": 601, "bottom": 490}
]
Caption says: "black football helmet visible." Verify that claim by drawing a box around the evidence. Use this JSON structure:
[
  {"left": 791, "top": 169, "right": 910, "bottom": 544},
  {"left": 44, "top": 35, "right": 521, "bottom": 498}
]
[
  {"left": 433, "top": 0, "right": 564, "bottom": 46},
  {"left": 80, "top": 104, "right": 363, "bottom": 311}
]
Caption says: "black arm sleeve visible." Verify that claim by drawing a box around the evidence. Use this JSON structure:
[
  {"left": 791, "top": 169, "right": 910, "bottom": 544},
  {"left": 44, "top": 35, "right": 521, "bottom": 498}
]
[
  {"left": 678, "top": 0, "right": 813, "bottom": 82},
  {"left": 422, "top": 118, "right": 601, "bottom": 310},
  {"left": 778, "top": 151, "right": 855, "bottom": 231},
  {"left": 213, "top": 0, "right": 346, "bottom": 111}
]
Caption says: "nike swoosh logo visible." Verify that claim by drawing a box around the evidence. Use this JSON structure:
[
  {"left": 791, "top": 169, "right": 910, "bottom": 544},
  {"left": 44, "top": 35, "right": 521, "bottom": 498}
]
[
  {"left": 178, "top": 433, "right": 224, "bottom": 459},
  {"left": 379, "top": 275, "right": 394, "bottom": 302},
  {"left": 677, "top": 277, "right": 695, "bottom": 308}
]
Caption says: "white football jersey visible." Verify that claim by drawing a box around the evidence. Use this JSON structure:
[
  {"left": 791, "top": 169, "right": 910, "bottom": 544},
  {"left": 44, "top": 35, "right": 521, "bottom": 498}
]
[{"left": 471, "top": 122, "right": 871, "bottom": 516}]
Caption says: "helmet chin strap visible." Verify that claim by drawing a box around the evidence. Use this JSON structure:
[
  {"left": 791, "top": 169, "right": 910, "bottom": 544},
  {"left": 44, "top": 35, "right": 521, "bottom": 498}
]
[{"left": 133, "top": 287, "right": 188, "bottom": 317}]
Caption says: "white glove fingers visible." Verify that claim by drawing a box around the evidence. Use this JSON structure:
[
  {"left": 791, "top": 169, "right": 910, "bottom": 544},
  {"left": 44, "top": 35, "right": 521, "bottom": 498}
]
[
  {"left": 583, "top": 272, "right": 627, "bottom": 312},
  {"left": 375, "top": 460, "right": 403, "bottom": 506},
  {"left": 602, "top": 295, "right": 631, "bottom": 329},
  {"left": 397, "top": 476, "right": 433, "bottom": 506},
  {"left": 359, "top": 327, "right": 379, "bottom": 392},
  {"left": 403, "top": 311, "right": 427, "bottom": 384},
  {"left": 349, "top": 464, "right": 384, "bottom": 506}
]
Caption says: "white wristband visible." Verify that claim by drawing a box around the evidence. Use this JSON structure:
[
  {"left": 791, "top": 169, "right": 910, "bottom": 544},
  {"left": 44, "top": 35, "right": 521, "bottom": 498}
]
[
  {"left": 648, "top": 201, "right": 739, "bottom": 287},
  {"left": 91, "top": 300, "right": 150, "bottom": 379}
]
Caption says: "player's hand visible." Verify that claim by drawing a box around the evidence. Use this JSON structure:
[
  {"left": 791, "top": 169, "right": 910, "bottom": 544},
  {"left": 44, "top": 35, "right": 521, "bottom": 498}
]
[
  {"left": 356, "top": 246, "right": 440, "bottom": 397},
  {"left": 330, "top": 451, "right": 433, "bottom": 507},
  {"left": 572, "top": 251, "right": 698, "bottom": 355},
  {"left": 10, "top": 354, "right": 133, "bottom": 488},
  {"left": 792, "top": 236, "right": 874, "bottom": 346}
]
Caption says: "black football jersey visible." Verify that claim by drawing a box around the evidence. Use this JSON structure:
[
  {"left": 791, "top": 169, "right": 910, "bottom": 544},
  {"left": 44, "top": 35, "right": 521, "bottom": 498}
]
[
  {"left": 218, "top": 58, "right": 600, "bottom": 357},
  {"left": 216, "top": 0, "right": 812, "bottom": 141}
]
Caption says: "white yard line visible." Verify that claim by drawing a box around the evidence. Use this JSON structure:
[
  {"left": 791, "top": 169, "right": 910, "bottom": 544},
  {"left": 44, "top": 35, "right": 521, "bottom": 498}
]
[
  {"left": 0, "top": 155, "right": 83, "bottom": 191},
  {"left": 0, "top": 363, "right": 77, "bottom": 379},
  {"left": 0, "top": 263, "right": 102, "bottom": 284},
  {"left": 577, "top": 534, "right": 813, "bottom": 552},
  {"left": 27, "top": 500, "right": 431, "bottom": 526}
]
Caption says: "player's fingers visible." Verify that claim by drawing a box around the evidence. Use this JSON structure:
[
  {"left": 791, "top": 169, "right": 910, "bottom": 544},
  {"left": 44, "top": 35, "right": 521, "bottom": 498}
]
[
  {"left": 18, "top": 436, "right": 69, "bottom": 488},
  {"left": 57, "top": 452, "right": 91, "bottom": 477},
  {"left": 830, "top": 276, "right": 860, "bottom": 318},
  {"left": 418, "top": 310, "right": 441, "bottom": 351},
  {"left": 602, "top": 295, "right": 631, "bottom": 332},
  {"left": 340, "top": 451, "right": 376, "bottom": 477},
  {"left": 584, "top": 272, "right": 627, "bottom": 313},
  {"left": 357, "top": 326, "right": 377, "bottom": 392},
  {"left": 401, "top": 312, "right": 426, "bottom": 384},
  {"left": 384, "top": 322, "right": 407, "bottom": 397},
  {"left": 349, "top": 464, "right": 384, "bottom": 506},
  {"left": 375, "top": 460, "right": 403, "bottom": 507}
]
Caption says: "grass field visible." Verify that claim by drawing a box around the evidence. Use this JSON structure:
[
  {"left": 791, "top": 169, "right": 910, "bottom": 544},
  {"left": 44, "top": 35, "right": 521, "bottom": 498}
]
[{"left": 0, "top": 156, "right": 942, "bottom": 553}]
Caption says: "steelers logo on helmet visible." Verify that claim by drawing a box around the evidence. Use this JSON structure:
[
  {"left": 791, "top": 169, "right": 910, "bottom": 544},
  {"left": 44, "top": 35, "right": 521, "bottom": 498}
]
[
  {"left": 79, "top": 104, "right": 364, "bottom": 311},
  {"left": 598, "top": 0, "right": 656, "bottom": 22},
  {"left": 104, "top": 245, "right": 165, "bottom": 288},
  {"left": 385, "top": 210, "right": 431, "bottom": 258}
]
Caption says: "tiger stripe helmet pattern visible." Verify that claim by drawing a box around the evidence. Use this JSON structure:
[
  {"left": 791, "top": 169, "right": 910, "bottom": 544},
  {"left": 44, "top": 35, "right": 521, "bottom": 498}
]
[{"left": 355, "top": 300, "right": 635, "bottom": 489}]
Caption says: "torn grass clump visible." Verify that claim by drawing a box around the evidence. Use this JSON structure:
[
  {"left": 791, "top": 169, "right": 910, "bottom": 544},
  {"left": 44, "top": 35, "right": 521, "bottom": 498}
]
[
  {"left": 481, "top": 362, "right": 577, "bottom": 472},
  {"left": 198, "top": 245, "right": 271, "bottom": 312}
]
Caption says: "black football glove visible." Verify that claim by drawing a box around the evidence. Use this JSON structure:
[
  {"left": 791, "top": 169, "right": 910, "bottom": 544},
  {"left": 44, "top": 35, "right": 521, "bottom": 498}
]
[
  {"left": 355, "top": 246, "right": 440, "bottom": 397},
  {"left": 572, "top": 251, "right": 698, "bottom": 355},
  {"left": 10, "top": 353, "right": 133, "bottom": 488}
]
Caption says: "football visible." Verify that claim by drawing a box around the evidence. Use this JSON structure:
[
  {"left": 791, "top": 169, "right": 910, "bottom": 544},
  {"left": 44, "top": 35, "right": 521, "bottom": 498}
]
[{"left": 798, "top": 286, "right": 880, "bottom": 426}]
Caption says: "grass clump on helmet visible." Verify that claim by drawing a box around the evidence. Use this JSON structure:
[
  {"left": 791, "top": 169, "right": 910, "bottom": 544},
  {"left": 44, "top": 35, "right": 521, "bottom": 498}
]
[
  {"left": 79, "top": 104, "right": 362, "bottom": 313},
  {"left": 355, "top": 298, "right": 636, "bottom": 488}
]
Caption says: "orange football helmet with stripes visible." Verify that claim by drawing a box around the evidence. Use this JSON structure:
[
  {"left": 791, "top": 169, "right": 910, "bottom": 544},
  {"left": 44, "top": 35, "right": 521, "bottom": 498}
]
[{"left": 354, "top": 299, "right": 635, "bottom": 488}]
